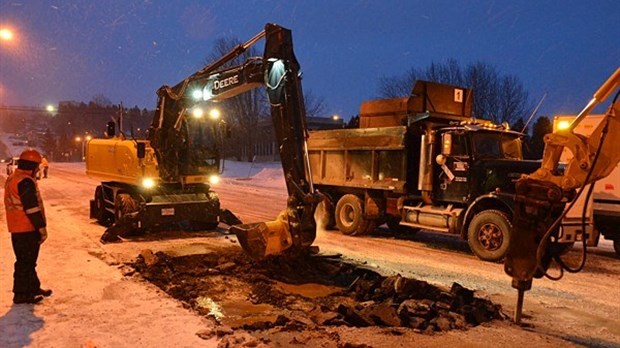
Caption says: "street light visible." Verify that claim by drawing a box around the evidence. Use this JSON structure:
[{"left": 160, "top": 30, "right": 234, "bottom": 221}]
[
  {"left": 0, "top": 28, "right": 14, "bottom": 42},
  {"left": 75, "top": 135, "right": 92, "bottom": 161}
]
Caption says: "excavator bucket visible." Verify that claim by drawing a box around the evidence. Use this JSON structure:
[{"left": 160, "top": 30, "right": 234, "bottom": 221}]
[{"left": 231, "top": 210, "right": 293, "bottom": 259}]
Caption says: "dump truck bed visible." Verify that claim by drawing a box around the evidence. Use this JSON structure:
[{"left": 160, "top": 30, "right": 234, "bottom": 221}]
[{"left": 307, "top": 126, "right": 408, "bottom": 193}]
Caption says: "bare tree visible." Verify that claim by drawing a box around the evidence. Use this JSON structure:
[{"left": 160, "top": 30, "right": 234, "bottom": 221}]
[
  {"left": 378, "top": 59, "right": 530, "bottom": 124},
  {"left": 378, "top": 67, "right": 420, "bottom": 98},
  {"left": 426, "top": 58, "right": 463, "bottom": 85},
  {"left": 90, "top": 94, "right": 113, "bottom": 107},
  {"left": 496, "top": 74, "right": 529, "bottom": 124},
  {"left": 206, "top": 37, "right": 267, "bottom": 161},
  {"left": 528, "top": 115, "right": 552, "bottom": 159},
  {"left": 303, "top": 89, "right": 327, "bottom": 118}
]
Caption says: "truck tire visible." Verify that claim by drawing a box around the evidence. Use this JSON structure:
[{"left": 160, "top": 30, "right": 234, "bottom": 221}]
[
  {"left": 335, "top": 194, "right": 375, "bottom": 236},
  {"left": 467, "top": 210, "right": 511, "bottom": 262},
  {"left": 614, "top": 239, "right": 620, "bottom": 257},
  {"left": 114, "top": 193, "right": 139, "bottom": 224}
]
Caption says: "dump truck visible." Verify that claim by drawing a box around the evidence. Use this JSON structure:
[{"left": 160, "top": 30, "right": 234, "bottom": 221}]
[
  {"left": 306, "top": 81, "right": 542, "bottom": 261},
  {"left": 554, "top": 114, "right": 620, "bottom": 256}
]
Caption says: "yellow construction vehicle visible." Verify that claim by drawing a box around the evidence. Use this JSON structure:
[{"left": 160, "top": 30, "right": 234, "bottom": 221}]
[
  {"left": 86, "top": 61, "right": 242, "bottom": 242},
  {"left": 112, "top": 23, "right": 322, "bottom": 258},
  {"left": 504, "top": 68, "right": 620, "bottom": 323}
]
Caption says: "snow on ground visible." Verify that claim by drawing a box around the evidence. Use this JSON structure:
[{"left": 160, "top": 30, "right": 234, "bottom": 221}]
[
  {"left": 0, "top": 133, "right": 44, "bottom": 159},
  {"left": 220, "top": 159, "right": 285, "bottom": 189},
  {"left": 0, "top": 159, "right": 281, "bottom": 348},
  {"left": 1, "top": 140, "right": 618, "bottom": 347}
]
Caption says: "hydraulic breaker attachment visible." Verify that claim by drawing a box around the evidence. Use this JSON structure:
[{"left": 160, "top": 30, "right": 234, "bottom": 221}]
[
  {"left": 504, "top": 178, "right": 566, "bottom": 323},
  {"left": 231, "top": 210, "right": 294, "bottom": 259}
]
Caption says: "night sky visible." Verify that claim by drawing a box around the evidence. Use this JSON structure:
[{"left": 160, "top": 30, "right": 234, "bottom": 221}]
[{"left": 0, "top": 1, "right": 618, "bottom": 121}]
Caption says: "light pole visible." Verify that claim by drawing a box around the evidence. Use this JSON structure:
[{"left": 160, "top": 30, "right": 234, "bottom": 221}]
[{"left": 75, "top": 135, "right": 92, "bottom": 161}]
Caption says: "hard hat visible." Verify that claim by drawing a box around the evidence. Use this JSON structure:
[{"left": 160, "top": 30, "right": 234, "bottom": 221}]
[{"left": 19, "top": 149, "right": 42, "bottom": 164}]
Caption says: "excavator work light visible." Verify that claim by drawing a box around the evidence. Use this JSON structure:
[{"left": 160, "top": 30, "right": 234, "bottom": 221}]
[
  {"left": 209, "top": 108, "right": 221, "bottom": 120},
  {"left": 557, "top": 120, "right": 570, "bottom": 130},
  {"left": 142, "top": 178, "right": 156, "bottom": 189},
  {"left": 192, "top": 107, "right": 204, "bottom": 118},
  {"left": 191, "top": 90, "right": 203, "bottom": 100},
  {"left": 208, "top": 175, "right": 220, "bottom": 185}
]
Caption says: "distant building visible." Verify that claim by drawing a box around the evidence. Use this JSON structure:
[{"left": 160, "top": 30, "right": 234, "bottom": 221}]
[{"left": 250, "top": 116, "right": 345, "bottom": 162}]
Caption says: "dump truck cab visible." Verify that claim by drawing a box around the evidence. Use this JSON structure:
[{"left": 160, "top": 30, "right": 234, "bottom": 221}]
[{"left": 432, "top": 123, "right": 531, "bottom": 203}]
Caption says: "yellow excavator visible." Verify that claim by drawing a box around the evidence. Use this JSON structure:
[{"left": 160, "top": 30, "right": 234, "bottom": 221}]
[{"left": 505, "top": 67, "right": 620, "bottom": 323}]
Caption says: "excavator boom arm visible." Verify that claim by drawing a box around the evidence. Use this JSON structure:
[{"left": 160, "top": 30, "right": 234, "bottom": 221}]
[{"left": 152, "top": 23, "right": 321, "bottom": 258}]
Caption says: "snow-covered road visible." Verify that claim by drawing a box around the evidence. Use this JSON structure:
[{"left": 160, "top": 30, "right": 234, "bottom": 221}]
[{"left": 1, "top": 161, "right": 619, "bottom": 347}]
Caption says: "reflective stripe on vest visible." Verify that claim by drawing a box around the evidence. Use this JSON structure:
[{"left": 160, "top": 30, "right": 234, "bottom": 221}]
[{"left": 4, "top": 170, "right": 46, "bottom": 233}]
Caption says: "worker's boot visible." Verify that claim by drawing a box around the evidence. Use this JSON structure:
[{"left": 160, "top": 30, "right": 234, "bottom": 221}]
[
  {"left": 37, "top": 288, "right": 53, "bottom": 297},
  {"left": 13, "top": 294, "right": 44, "bottom": 304}
]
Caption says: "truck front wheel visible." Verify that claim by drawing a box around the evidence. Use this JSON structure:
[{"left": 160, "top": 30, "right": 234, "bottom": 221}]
[
  {"left": 335, "top": 194, "right": 375, "bottom": 236},
  {"left": 467, "top": 210, "right": 512, "bottom": 262}
]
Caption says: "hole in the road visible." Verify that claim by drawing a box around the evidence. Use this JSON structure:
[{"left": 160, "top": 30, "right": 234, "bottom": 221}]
[{"left": 131, "top": 247, "right": 505, "bottom": 333}]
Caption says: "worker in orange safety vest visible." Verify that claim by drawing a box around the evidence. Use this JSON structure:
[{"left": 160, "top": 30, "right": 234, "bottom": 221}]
[
  {"left": 40, "top": 156, "right": 49, "bottom": 178},
  {"left": 4, "top": 149, "right": 53, "bottom": 304}
]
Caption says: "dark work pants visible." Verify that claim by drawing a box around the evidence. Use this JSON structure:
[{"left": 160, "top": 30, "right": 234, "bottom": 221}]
[{"left": 11, "top": 231, "right": 41, "bottom": 296}]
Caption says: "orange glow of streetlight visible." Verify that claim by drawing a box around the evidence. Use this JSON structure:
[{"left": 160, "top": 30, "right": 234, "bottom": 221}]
[
  {"left": 0, "top": 28, "right": 14, "bottom": 41},
  {"left": 75, "top": 136, "right": 82, "bottom": 142}
]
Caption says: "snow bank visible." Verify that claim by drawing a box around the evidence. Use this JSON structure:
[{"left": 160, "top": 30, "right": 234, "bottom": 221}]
[
  {"left": 221, "top": 160, "right": 285, "bottom": 189},
  {"left": 0, "top": 133, "right": 44, "bottom": 159}
]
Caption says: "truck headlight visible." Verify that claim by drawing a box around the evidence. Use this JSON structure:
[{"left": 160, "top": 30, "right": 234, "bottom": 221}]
[
  {"left": 208, "top": 175, "right": 220, "bottom": 185},
  {"left": 142, "top": 178, "right": 156, "bottom": 189}
]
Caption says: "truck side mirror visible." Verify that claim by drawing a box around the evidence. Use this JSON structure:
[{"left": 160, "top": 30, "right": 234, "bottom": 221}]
[
  {"left": 137, "top": 142, "right": 146, "bottom": 159},
  {"left": 441, "top": 133, "right": 452, "bottom": 156},
  {"left": 106, "top": 121, "right": 116, "bottom": 137}
]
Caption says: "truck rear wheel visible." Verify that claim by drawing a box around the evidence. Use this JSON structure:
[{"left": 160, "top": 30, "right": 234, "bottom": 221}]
[
  {"left": 614, "top": 239, "right": 620, "bottom": 257},
  {"left": 335, "top": 194, "right": 375, "bottom": 236},
  {"left": 467, "top": 210, "right": 511, "bottom": 262}
]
